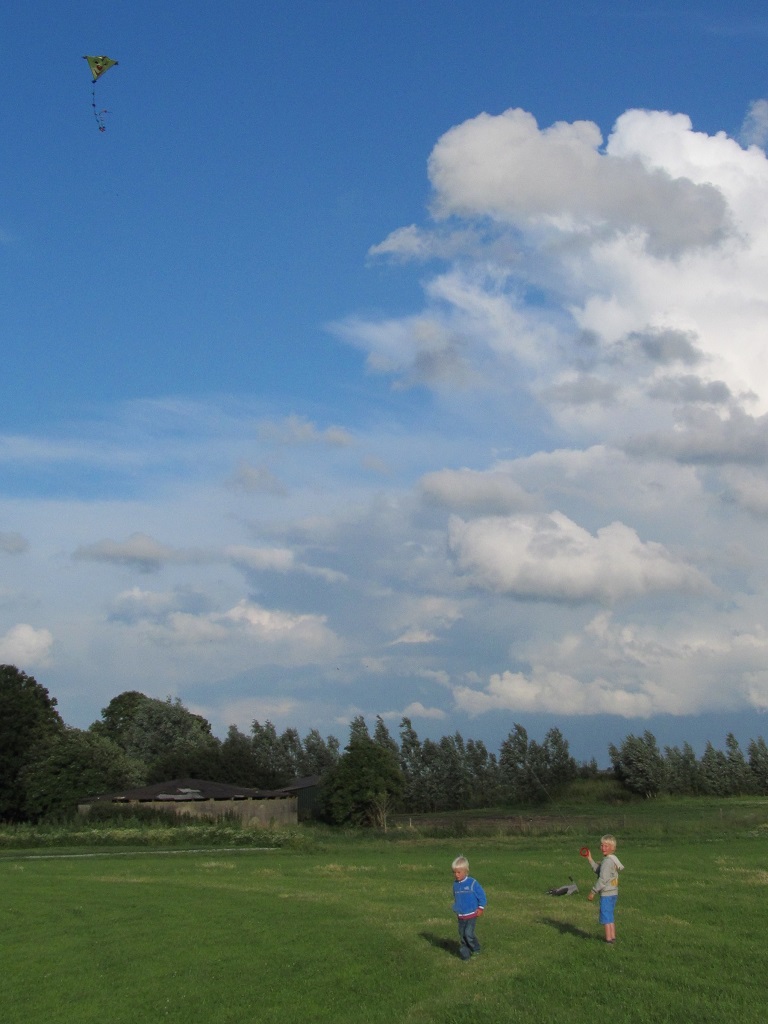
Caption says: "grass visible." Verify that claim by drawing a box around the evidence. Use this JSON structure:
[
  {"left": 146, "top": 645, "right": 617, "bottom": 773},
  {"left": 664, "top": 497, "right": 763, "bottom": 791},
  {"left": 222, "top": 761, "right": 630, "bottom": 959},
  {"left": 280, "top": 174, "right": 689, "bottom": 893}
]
[{"left": 2, "top": 798, "right": 767, "bottom": 1024}]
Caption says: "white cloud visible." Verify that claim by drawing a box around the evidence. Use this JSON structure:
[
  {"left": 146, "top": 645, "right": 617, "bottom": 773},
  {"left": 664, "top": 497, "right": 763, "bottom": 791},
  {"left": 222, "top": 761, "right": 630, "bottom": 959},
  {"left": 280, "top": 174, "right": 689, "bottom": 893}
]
[
  {"left": 74, "top": 533, "right": 210, "bottom": 574},
  {"left": 333, "top": 312, "right": 479, "bottom": 390},
  {"left": 257, "top": 415, "right": 354, "bottom": 447},
  {"left": 453, "top": 611, "right": 768, "bottom": 718},
  {"left": 0, "top": 623, "right": 53, "bottom": 667},
  {"left": 226, "top": 545, "right": 347, "bottom": 583},
  {"left": 427, "top": 107, "right": 730, "bottom": 256},
  {"left": 360, "top": 106, "right": 768, "bottom": 425},
  {"left": 719, "top": 467, "right": 768, "bottom": 516},
  {"left": 108, "top": 586, "right": 213, "bottom": 624},
  {"left": 214, "top": 696, "right": 301, "bottom": 732},
  {"left": 111, "top": 598, "right": 344, "bottom": 667},
  {"left": 740, "top": 99, "right": 768, "bottom": 149},
  {"left": 401, "top": 701, "right": 447, "bottom": 720},
  {"left": 383, "top": 594, "right": 464, "bottom": 642},
  {"left": 390, "top": 629, "right": 438, "bottom": 645},
  {"left": 421, "top": 467, "right": 534, "bottom": 514},
  {"left": 448, "top": 511, "right": 709, "bottom": 602},
  {"left": 624, "top": 407, "right": 768, "bottom": 464},
  {"left": 226, "top": 546, "right": 297, "bottom": 573},
  {"left": 226, "top": 462, "right": 288, "bottom": 495}
]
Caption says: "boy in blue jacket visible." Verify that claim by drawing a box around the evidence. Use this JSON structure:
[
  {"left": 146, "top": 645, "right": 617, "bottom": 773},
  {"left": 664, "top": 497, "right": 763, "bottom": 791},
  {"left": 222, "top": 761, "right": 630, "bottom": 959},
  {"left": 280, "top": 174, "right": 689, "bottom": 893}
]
[{"left": 451, "top": 856, "right": 487, "bottom": 960}]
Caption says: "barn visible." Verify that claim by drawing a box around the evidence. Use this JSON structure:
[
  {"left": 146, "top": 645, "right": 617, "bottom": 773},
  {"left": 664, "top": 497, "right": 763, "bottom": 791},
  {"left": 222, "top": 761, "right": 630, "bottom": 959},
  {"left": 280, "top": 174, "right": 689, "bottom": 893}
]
[{"left": 77, "top": 777, "right": 318, "bottom": 826}]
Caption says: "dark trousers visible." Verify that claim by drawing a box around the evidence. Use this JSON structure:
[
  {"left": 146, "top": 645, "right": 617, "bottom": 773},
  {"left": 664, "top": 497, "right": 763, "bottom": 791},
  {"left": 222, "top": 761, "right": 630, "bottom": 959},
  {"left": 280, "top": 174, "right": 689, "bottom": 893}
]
[{"left": 457, "top": 915, "right": 481, "bottom": 960}]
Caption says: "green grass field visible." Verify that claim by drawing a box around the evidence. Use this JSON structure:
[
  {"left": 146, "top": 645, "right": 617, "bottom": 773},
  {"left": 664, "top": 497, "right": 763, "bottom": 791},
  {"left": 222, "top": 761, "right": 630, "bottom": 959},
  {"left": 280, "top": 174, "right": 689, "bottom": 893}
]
[{"left": 2, "top": 799, "right": 766, "bottom": 1023}]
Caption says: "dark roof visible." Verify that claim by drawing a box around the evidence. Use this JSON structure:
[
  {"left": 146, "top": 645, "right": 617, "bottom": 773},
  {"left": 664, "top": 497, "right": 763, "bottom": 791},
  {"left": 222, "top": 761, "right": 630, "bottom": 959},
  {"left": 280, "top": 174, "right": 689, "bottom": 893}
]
[
  {"left": 80, "top": 778, "right": 296, "bottom": 804},
  {"left": 278, "top": 775, "right": 322, "bottom": 793}
]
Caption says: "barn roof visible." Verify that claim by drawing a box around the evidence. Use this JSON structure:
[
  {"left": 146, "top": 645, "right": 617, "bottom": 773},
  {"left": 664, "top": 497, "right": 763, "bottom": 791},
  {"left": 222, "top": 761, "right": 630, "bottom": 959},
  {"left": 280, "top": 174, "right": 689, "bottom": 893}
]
[{"left": 81, "top": 776, "right": 322, "bottom": 804}]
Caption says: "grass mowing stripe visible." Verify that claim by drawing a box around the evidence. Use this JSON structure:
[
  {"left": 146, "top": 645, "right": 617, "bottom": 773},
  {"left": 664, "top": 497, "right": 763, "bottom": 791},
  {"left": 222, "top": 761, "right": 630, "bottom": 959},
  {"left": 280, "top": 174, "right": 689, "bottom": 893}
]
[{"left": 2, "top": 846, "right": 276, "bottom": 861}]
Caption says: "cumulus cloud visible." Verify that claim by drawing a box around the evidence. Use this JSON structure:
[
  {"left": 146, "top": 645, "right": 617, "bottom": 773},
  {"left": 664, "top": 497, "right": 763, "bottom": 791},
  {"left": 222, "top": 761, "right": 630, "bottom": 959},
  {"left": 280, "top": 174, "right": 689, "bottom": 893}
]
[
  {"left": 719, "top": 467, "right": 768, "bottom": 517},
  {"left": 390, "top": 629, "right": 438, "bottom": 645},
  {"left": 401, "top": 701, "right": 447, "bottom": 720},
  {"left": 109, "top": 594, "right": 343, "bottom": 668},
  {"left": 453, "top": 611, "right": 768, "bottom": 717},
  {"left": 226, "top": 461, "right": 288, "bottom": 495},
  {"left": 108, "top": 586, "right": 214, "bottom": 624},
  {"left": 257, "top": 415, "right": 354, "bottom": 447},
  {"left": 361, "top": 106, "right": 768, "bottom": 419},
  {"left": 0, "top": 623, "right": 53, "bottom": 667},
  {"left": 448, "top": 511, "right": 710, "bottom": 602},
  {"left": 540, "top": 374, "right": 619, "bottom": 409},
  {"left": 624, "top": 407, "right": 768, "bottom": 464},
  {"left": 226, "top": 545, "right": 347, "bottom": 583},
  {"left": 383, "top": 595, "right": 464, "bottom": 641},
  {"left": 333, "top": 313, "right": 478, "bottom": 390},
  {"left": 207, "top": 697, "right": 301, "bottom": 733},
  {"left": 427, "top": 107, "right": 731, "bottom": 256},
  {"left": 74, "top": 533, "right": 210, "bottom": 574},
  {"left": 421, "top": 467, "right": 534, "bottom": 514},
  {"left": 739, "top": 99, "right": 768, "bottom": 149}
]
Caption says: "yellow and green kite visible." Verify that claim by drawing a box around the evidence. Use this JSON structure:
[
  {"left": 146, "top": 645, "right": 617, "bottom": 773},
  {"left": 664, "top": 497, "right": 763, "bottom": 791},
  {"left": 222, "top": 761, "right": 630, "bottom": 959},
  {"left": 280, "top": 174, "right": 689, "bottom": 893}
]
[{"left": 82, "top": 55, "right": 119, "bottom": 131}]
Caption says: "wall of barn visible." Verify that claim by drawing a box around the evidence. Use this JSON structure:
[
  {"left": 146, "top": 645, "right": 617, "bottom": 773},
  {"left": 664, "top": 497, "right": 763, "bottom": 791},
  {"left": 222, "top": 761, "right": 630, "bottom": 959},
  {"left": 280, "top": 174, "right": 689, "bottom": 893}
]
[{"left": 79, "top": 797, "right": 297, "bottom": 826}]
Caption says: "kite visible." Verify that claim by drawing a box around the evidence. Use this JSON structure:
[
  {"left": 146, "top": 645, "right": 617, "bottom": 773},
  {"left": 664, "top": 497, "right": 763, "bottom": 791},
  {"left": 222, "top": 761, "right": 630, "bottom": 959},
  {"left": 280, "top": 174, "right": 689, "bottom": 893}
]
[
  {"left": 546, "top": 876, "right": 579, "bottom": 896},
  {"left": 82, "top": 55, "right": 119, "bottom": 132}
]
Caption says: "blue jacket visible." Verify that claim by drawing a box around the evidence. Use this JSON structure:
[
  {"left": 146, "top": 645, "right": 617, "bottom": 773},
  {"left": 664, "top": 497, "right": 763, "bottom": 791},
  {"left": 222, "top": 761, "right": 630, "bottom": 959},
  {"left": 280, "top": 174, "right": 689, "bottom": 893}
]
[{"left": 452, "top": 875, "right": 487, "bottom": 918}]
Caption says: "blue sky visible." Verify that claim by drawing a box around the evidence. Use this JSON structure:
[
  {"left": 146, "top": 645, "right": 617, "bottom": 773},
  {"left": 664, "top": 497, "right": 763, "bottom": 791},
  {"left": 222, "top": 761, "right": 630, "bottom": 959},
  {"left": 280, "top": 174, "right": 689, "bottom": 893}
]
[{"left": 3, "top": 1, "right": 768, "bottom": 763}]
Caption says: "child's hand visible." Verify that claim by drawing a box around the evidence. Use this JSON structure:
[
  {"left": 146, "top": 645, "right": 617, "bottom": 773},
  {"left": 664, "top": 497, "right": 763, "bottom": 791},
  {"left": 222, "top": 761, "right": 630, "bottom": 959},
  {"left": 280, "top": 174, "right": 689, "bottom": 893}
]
[
  {"left": 587, "top": 892, "right": 595, "bottom": 902},
  {"left": 477, "top": 907, "right": 485, "bottom": 915}
]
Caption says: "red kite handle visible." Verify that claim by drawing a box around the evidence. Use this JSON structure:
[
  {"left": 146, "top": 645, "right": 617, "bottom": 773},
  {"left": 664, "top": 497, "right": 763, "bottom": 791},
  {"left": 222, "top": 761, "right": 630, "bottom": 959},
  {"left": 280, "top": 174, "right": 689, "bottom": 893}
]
[{"left": 579, "top": 846, "right": 591, "bottom": 858}]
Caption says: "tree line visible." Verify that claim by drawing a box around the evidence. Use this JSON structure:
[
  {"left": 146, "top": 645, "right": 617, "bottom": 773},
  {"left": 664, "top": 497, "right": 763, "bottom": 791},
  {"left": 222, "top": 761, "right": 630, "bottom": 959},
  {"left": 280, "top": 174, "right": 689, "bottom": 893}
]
[
  {"left": 2, "top": 664, "right": 767, "bottom": 824},
  {"left": 609, "top": 729, "right": 768, "bottom": 799}
]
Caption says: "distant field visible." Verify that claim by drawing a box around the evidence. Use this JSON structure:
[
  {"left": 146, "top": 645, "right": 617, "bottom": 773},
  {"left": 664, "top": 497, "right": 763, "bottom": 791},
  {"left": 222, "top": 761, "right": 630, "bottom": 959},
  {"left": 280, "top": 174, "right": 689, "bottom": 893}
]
[{"left": 3, "top": 799, "right": 766, "bottom": 1024}]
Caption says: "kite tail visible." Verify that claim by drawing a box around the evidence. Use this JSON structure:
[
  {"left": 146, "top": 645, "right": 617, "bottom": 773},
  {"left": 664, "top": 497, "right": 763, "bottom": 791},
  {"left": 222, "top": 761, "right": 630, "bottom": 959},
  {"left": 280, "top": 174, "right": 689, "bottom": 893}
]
[{"left": 91, "top": 84, "right": 108, "bottom": 132}]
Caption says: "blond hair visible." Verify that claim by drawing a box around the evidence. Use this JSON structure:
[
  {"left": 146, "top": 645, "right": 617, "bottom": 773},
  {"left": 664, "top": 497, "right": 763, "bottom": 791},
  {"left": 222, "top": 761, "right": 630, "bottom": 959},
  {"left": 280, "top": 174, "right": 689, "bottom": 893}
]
[
  {"left": 601, "top": 834, "right": 617, "bottom": 850},
  {"left": 452, "top": 856, "right": 469, "bottom": 871}
]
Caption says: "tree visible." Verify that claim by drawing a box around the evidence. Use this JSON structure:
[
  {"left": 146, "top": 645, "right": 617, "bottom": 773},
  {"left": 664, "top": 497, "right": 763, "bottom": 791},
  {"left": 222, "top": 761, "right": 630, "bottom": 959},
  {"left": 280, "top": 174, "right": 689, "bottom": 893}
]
[
  {"left": 398, "top": 717, "right": 426, "bottom": 813},
  {"left": 699, "top": 741, "right": 729, "bottom": 796},
  {"left": 251, "top": 720, "right": 292, "bottom": 788},
  {"left": 665, "top": 742, "right": 701, "bottom": 796},
  {"left": 348, "top": 714, "right": 371, "bottom": 744},
  {"left": 299, "top": 729, "right": 339, "bottom": 777},
  {"left": 465, "top": 738, "right": 501, "bottom": 808},
  {"left": 146, "top": 735, "right": 223, "bottom": 784},
  {"left": 277, "top": 727, "right": 304, "bottom": 781},
  {"left": 373, "top": 715, "right": 399, "bottom": 757},
  {"left": 724, "top": 733, "right": 752, "bottom": 795},
  {"left": 430, "top": 733, "right": 472, "bottom": 811},
  {"left": 577, "top": 758, "right": 600, "bottom": 779},
  {"left": 0, "top": 665, "right": 64, "bottom": 821},
  {"left": 220, "top": 725, "right": 262, "bottom": 787},
  {"left": 541, "top": 727, "right": 578, "bottom": 796},
  {"left": 91, "top": 690, "right": 148, "bottom": 746},
  {"left": 320, "top": 737, "right": 404, "bottom": 827},
  {"left": 419, "top": 738, "right": 444, "bottom": 811},
  {"left": 499, "top": 724, "right": 545, "bottom": 803},
  {"left": 21, "top": 728, "right": 145, "bottom": 820},
  {"left": 91, "top": 692, "right": 214, "bottom": 771},
  {"left": 747, "top": 736, "right": 768, "bottom": 795},
  {"left": 609, "top": 732, "right": 666, "bottom": 797}
]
